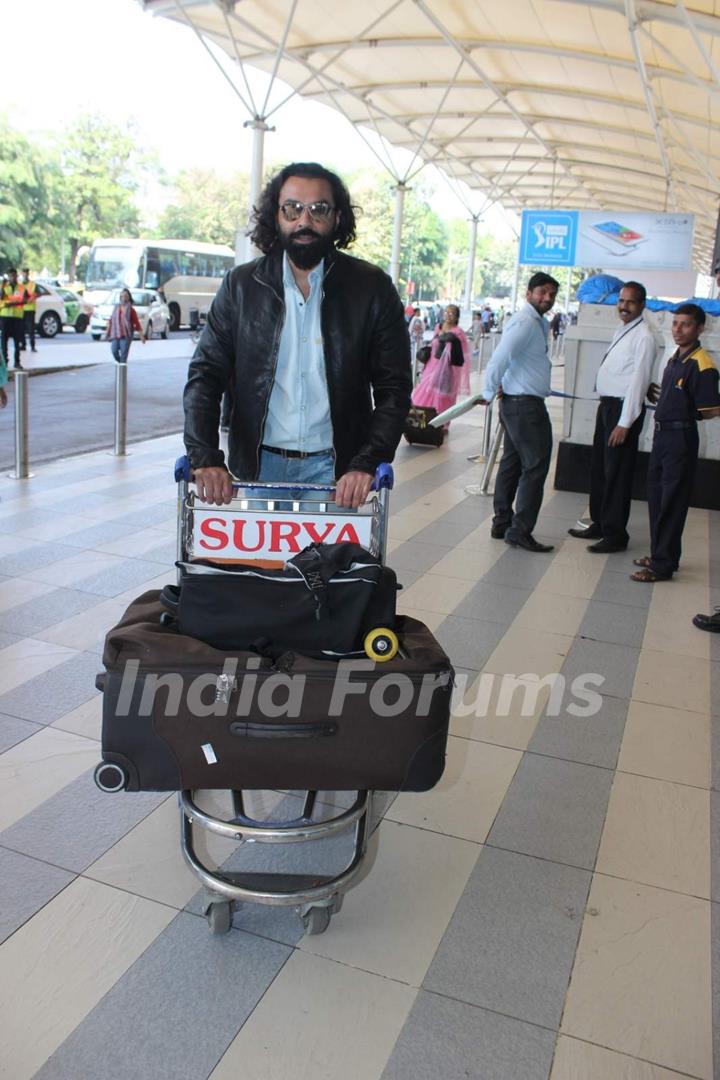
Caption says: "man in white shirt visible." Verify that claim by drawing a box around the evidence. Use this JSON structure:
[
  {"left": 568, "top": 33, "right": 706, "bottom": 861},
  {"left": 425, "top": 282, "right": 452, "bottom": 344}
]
[{"left": 568, "top": 282, "right": 656, "bottom": 552}]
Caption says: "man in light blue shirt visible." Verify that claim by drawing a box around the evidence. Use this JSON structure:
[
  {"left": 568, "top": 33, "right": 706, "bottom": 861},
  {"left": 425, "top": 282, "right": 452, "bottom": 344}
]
[{"left": 482, "top": 272, "right": 559, "bottom": 552}]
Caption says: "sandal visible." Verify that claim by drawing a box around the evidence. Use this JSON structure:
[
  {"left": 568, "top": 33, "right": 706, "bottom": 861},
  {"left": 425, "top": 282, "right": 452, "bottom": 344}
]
[
  {"left": 633, "top": 556, "right": 652, "bottom": 568},
  {"left": 630, "top": 567, "right": 671, "bottom": 583}
]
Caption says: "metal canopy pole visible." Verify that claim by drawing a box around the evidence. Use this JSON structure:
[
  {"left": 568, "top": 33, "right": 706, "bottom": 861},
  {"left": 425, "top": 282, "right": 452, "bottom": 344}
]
[
  {"left": 463, "top": 214, "right": 480, "bottom": 316},
  {"left": 239, "top": 117, "right": 272, "bottom": 263},
  {"left": 390, "top": 183, "right": 407, "bottom": 288},
  {"left": 510, "top": 245, "right": 522, "bottom": 312}
]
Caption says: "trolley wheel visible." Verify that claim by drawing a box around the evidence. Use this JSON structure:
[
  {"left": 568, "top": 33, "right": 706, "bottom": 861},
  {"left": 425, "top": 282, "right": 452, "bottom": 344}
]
[
  {"left": 364, "top": 627, "right": 399, "bottom": 662},
  {"left": 302, "top": 906, "right": 331, "bottom": 936},
  {"left": 93, "top": 762, "right": 128, "bottom": 792},
  {"left": 206, "top": 901, "right": 233, "bottom": 935}
]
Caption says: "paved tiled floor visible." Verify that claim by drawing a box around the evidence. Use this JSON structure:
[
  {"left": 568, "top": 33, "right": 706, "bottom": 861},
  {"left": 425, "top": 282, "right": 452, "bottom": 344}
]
[{"left": 0, "top": 377, "right": 718, "bottom": 1079}]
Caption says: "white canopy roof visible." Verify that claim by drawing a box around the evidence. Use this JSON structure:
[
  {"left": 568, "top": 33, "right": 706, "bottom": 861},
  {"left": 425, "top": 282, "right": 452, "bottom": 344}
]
[{"left": 142, "top": 0, "right": 720, "bottom": 269}]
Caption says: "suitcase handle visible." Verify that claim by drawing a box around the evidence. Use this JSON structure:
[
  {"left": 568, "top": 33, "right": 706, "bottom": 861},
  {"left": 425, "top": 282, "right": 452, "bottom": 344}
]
[{"left": 229, "top": 721, "right": 337, "bottom": 739}]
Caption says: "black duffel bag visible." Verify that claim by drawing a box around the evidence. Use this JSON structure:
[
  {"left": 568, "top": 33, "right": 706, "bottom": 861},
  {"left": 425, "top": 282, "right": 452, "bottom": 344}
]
[{"left": 159, "top": 542, "right": 399, "bottom": 659}]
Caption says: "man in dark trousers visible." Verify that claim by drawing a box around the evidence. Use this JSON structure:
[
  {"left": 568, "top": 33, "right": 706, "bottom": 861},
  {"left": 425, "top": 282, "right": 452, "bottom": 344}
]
[
  {"left": 631, "top": 303, "right": 720, "bottom": 582},
  {"left": 184, "top": 162, "right": 411, "bottom": 509},
  {"left": 568, "top": 282, "right": 656, "bottom": 552},
  {"left": 482, "top": 271, "right": 559, "bottom": 552}
]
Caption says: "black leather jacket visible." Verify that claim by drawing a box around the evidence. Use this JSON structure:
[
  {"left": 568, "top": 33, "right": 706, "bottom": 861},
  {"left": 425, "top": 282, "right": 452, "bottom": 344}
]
[{"left": 183, "top": 247, "right": 412, "bottom": 481}]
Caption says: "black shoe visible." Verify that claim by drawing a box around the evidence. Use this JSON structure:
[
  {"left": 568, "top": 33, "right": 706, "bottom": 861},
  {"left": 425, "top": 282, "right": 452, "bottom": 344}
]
[
  {"left": 505, "top": 534, "right": 554, "bottom": 553},
  {"left": 568, "top": 525, "right": 602, "bottom": 539},
  {"left": 587, "top": 540, "right": 627, "bottom": 553},
  {"left": 490, "top": 526, "right": 507, "bottom": 539},
  {"left": 13, "top": 362, "right": 22, "bottom": 370},
  {"left": 31, "top": 348, "right": 37, "bottom": 353},
  {"left": 693, "top": 609, "right": 720, "bottom": 632}
]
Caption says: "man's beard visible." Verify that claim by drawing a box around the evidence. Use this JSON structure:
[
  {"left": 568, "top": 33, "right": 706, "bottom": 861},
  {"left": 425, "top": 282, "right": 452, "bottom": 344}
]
[{"left": 279, "top": 228, "right": 335, "bottom": 269}]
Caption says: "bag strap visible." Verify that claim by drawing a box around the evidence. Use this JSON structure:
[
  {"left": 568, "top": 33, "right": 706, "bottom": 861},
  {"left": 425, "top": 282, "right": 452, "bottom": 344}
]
[{"left": 287, "top": 542, "right": 378, "bottom": 619}]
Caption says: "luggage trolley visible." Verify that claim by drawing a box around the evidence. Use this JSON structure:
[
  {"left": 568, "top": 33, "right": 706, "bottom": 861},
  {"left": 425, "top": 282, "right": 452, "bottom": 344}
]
[{"left": 174, "top": 455, "right": 394, "bottom": 937}]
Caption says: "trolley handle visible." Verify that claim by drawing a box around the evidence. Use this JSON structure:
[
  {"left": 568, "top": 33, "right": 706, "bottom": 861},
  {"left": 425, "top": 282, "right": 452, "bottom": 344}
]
[{"left": 173, "top": 455, "right": 394, "bottom": 492}]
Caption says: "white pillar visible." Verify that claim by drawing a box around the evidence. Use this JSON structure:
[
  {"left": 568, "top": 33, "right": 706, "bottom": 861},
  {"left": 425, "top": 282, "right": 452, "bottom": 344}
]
[
  {"left": 237, "top": 118, "right": 271, "bottom": 264},
  {"left": 390, "top": 183, "right": 407, "bottom": 288},
  {"left": 463, "top": 215, "right": 480, "bottom": 316},
  {"left": 510, "top": 247, "right": 522, "bottom": 312},
  {"left": 565, "top": 265, "right": 572, "bottom": 311}
]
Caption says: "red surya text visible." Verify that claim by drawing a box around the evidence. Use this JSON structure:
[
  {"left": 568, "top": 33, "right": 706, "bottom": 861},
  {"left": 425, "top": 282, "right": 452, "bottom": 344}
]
[{"left": 199, "top": 517, "right": 362, "bottom": 554}]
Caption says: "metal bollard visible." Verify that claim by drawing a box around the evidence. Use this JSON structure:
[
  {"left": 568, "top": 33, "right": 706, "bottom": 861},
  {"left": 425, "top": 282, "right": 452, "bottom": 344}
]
[
  {"left": 481, "top": 399, "right": 494, "bottom": 458},
  {"left": 11, "top": 370, "right": 32, "bottom": 479},
  {"left": 113, "top": 361, "right": 128, "bottom": 456}
]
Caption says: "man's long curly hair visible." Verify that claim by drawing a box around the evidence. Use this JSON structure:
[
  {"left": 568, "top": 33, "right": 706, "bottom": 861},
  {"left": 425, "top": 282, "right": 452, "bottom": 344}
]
[{"left": 249, "top": 162, "right": 357, "bottom": 255}]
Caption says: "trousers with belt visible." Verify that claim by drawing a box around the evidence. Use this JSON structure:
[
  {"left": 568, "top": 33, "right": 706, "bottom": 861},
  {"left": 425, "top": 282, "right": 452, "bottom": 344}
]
[
  {"left": 493, "top": 395, "right": 552, "bottom": 540},
  {"left": 588, "top": 398, "right": 645, "bottom": 547},
  {"left": 647, "top": 425, "right": 699, "bottom": 577}
]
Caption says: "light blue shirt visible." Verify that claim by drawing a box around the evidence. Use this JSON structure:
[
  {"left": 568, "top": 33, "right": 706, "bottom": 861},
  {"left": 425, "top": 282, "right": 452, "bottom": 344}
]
[
  {"left": 483, "top": 301, "right": 551, "bottom": 399},
  {"left": 263, "top": 255, "right": 333, "bottom": 451}
]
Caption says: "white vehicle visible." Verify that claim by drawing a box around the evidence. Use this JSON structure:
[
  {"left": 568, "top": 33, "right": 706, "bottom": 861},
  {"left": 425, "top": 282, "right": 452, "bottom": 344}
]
[
  {"left": 84, "top": 238, "right": 235, "bottom": 331},
  {"left": 33, "top": 283, "right": 67, "bottom": 338},
  {"left": 90, "top": 289, "right": 171, "bottom": 341}
]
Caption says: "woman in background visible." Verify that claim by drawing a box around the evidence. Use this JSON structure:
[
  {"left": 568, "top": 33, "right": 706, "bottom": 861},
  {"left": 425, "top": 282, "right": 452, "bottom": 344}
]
[
  {"left": 410, "top": 304, "right": 470, "bottom": 424},
  {"left": 106, "top": 288, "right": 145, "bottom": 363}
]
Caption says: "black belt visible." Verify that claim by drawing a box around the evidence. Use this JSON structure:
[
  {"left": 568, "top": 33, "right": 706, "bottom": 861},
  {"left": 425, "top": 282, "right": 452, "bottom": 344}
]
[
  {"left": 600, "top": 396, "right": 622, "bottom": 403},
  {"left": 260, "top": 444, "right": 332, "bottom": 459},
  {"left": 501, "top": 394, "right": 543, "bottom": 402},
  {"left": 654, "top": 420, "right": 696, "bottom": 431}
]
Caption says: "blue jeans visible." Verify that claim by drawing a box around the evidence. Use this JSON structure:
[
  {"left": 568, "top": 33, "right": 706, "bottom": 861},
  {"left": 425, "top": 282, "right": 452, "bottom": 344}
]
[
  {"left": 256, "top": 449, "right": 335, "bottom": 504},
  {"left": 110, "top": 337, "right": 131, "bottom": 363}
]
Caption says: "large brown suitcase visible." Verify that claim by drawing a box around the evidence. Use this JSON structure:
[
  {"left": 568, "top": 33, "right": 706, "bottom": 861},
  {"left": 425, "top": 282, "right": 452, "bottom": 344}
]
[{"left": 96, "top": 591, "right": 454, "bottom": 793}]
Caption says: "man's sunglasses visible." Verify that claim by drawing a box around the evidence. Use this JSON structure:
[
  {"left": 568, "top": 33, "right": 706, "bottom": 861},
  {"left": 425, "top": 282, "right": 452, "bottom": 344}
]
[{"left": 279, "top": 199, "right": 336, "bottom": 222}]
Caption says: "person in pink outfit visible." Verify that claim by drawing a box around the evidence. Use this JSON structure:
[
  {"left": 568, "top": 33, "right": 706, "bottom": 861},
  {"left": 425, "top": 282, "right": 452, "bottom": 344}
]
[{"left": 411, "top": 304, "right": 470, "bottom": 423}]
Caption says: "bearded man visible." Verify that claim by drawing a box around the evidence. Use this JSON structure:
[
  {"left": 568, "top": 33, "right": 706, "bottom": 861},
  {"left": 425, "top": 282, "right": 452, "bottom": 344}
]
[{"left": 183, "top": 162, "right": 411, "bottom": 508}]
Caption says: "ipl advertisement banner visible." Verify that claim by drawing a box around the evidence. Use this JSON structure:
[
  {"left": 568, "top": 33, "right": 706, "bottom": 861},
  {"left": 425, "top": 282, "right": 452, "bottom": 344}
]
[{"left": 519, "top": 209, "right": 694, "bottom": 271}]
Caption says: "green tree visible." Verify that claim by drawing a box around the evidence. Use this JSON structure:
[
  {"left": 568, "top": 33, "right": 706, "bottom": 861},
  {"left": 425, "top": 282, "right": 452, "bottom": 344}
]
[
  {"left": 50, "top": 115, "right": 152, "bottom": 280},
  {"left": 156, "top": 168, "right": 249, "bottom": 246},
  {"left": 0, "top": 119, "right": 53, "bottom": 273}
]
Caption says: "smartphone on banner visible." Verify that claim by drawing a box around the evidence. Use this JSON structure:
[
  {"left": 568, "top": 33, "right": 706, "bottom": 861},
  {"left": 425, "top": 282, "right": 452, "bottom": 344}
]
[{"left": 590, "top": 221, "right": 645, "bottom": 249}]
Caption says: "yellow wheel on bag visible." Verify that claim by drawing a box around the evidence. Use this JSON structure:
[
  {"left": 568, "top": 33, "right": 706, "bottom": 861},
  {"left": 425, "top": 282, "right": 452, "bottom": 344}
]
[{"left": 364, "top": 627, "right": 399, "bottom": 662}]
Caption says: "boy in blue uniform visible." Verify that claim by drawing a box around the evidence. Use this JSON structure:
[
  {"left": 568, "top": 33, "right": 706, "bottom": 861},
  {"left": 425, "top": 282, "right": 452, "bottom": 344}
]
[{"left": 631, "top": 303, "right": 720, "bottom": 582}]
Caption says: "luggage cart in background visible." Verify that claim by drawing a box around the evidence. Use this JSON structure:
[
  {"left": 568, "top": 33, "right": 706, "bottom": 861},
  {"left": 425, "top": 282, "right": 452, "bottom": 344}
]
[{"left": 173, "top": 455, "right": 393, "bottom": 936}]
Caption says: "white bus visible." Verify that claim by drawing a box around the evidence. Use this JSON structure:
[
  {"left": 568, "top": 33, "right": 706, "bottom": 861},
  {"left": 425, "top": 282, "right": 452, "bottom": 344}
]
[{"left": 84, "top": 238, "right": 235, "bottom": 331}]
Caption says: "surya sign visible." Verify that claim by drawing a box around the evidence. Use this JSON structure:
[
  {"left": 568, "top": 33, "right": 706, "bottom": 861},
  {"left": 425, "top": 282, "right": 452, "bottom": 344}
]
[{"left": 192, "top": 508, "right": 372, "bottom": 561}]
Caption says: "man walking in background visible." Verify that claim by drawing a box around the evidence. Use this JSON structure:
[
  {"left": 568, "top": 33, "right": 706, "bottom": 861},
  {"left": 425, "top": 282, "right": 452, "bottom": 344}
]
[
  {"left": 568, "top": 282, "right": 656, "bottom": 552},
  {"left": 482, "top": 271, "right": 559, "bottom": 553}
]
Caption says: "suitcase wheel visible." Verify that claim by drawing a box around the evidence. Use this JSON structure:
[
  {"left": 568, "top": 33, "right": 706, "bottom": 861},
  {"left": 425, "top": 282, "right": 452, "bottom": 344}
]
[
  {"left": 93, "top": 761, "right": 128, "bottom": 793},
  {"left": 301, "top": 905, "right": 332, "bottom": 936},
  {"left": 205, "top": 900, "right": 234, "bottom": 935},
  {"left": 364, "top": 627, "right": 399, "bottom": 662}
]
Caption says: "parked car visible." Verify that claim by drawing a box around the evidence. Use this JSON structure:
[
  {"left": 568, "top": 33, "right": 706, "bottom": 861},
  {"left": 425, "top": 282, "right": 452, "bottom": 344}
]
[
  {"left": 33, "top": 283, "right": 67, "bottom": 338},
  {"left": 90, "top": 289, "right": 171, "bottom": 341},
  {"left": 56, "top": 287, "right": 93, "bottom": 334}
]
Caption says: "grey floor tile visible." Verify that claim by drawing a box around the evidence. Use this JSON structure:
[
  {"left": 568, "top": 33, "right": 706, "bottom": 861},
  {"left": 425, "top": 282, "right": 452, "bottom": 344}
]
[
  {"left": 0, "top": 771, "right": 168, "bottom": 873},
  {"left": 34, "top": 911, "right": 291, "bottom": 1080},
  {"left": 390, "top": 540, "right": 449, "bottom": 574},
  {"left": 561, "top": 638, "right": 639, "bottom": 701},
  {"left": 0, "top": 651, "right": 101, "bottom": 724},
  {"left": 73, "top": 557, "right": 171, "bottom": 598},
  {"left": 0, "top": 847, "right": 75, "bottom": 944},
  {"left": 712, "top": 790, "right": 720, "bottom": 903},
  {"left": 0, "top": 629, "right": 21, "bottom": 649},
  {"left": 482, "top": 551, "right": 554, "bottom": 590},
  {"left": 453, "top": 581, "right": 531, "bottom": 625},
  {"left": 113, "top": 502, "right": 177, "bottom": 528},
  {"left": 713, "top": 899, "right": 720, "bottom": 1079},
  {"left": 424, "top": 846, "right": 590, "bottom": 1030},
  {"left": 533, "top": 517, "right": 577, "bottom": 541},
  {"left": 0, "top": 712, "right": 42, "bottom": 752},
  {"left": 434, "top": 616, "right": 507, "bottom": 671},
  {"left": 58, "top": 520, "right": 143, "bottom": 550},
  {"left": 0, "top": 587, "right": 101, "bottom": 636},
  {"left": 382, "top": 989, "right": 555, "bottom": 1080},
  {"left": 487, "top": 754, "right": 614, "bottom": 870},
  {"left": 0, "top": 542, "right": 77, "bottom": 577},
  {"left": 578, "top": 598, "right": 648, "bottom": 648},
  {"left": 528, "top": 693, "right": 628, "bottom": 770},
  {"left": 411, "top": 520, "right": 478, "bottom": 548},
  {"left": 441, "top": 498, "right": 492, "bottom": 525},
  {"left": 141, "top": 539, "right": 178, "bottom": 565},
  {"left": 591, "top": 571, "right": 652, "bottom": 609}
]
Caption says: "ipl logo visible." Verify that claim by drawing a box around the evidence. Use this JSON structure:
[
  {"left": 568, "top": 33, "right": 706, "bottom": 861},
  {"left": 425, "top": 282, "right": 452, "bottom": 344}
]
[{"left": 521, "top": 210, "right": 578, "bottom": 266}]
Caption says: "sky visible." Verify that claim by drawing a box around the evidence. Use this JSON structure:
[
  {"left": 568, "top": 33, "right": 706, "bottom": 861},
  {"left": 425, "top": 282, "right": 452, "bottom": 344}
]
[{"left": 6, "top": 0, "right": 515, "bottom": 240}]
